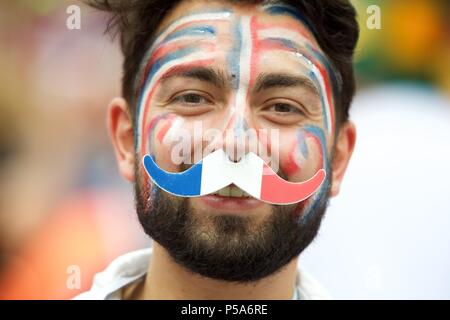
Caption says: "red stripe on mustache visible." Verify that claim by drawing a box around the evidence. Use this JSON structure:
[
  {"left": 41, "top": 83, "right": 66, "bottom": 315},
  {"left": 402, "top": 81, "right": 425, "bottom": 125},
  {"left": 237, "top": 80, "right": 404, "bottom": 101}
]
[{"left": 260, "top": 164, "right": 326, "bottom": 204}]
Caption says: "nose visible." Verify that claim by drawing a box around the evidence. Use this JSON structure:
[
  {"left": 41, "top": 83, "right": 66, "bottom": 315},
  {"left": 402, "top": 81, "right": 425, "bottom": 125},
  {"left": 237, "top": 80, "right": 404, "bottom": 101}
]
[{"left": 222, "top": 111, "right": 255, "bottom": 163}]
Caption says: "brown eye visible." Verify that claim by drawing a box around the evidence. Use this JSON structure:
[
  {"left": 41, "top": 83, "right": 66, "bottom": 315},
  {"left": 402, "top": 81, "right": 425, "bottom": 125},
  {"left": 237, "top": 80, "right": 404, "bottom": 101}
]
[
  {"left": 260, "top": 100, "right": 308, "bottom": 125},
  {"left": 273, "top": 103, "right": 292, "bottom": 113},
  {"left": 270, "top": 103, "right": 304, "bottom": 115},
  {"left": 174, "top": 93, "right": 210, "bottom": 105},
  {"left": 167, "top": 91, "right": 216, "bottom": 116}
]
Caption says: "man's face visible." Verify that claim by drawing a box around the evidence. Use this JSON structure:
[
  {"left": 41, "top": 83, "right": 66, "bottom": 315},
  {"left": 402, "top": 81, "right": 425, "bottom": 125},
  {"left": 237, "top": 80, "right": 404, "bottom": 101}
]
[{"left": 133, "top": 0, "right": 339, "bottom": 281}]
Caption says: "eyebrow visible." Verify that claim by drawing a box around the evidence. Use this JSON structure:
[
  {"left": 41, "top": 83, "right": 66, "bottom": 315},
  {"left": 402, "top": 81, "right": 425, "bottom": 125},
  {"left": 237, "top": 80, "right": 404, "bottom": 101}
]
[
  {"left": 160, "top": 66, "right": 230, "bottom": 89},
  {"left": 252, "top": 72, "right": 320, "bottom": 97}
]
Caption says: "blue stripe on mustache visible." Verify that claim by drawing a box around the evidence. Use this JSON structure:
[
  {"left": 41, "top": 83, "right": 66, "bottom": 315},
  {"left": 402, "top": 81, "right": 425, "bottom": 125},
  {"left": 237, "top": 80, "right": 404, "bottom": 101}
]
[{"left": 143, "top": 154, "right": 202, "bottom": 196}]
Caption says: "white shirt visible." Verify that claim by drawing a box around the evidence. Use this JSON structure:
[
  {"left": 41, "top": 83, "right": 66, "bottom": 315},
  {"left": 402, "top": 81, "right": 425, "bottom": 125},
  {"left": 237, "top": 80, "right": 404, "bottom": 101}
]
[{"left": 74, "top": 248, "right": 332, "bottom": 300}]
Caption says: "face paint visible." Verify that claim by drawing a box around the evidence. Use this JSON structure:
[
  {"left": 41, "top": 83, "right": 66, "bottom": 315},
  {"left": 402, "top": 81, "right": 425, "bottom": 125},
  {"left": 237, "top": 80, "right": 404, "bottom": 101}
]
[
  {"left": 254, "top": 31, "right": 337, "bottom": 135},
  {"left": 283, "top": 132, "right": 307, "bottom": 177},
  {"left": 136, "top": 5, "right": 340, "bottom": 205},
  {"left": 135, "top": 10, "right": 233, "bottom": 153},
  {"left": 143, "top": 149, "right": 325, "bottom": 205}
]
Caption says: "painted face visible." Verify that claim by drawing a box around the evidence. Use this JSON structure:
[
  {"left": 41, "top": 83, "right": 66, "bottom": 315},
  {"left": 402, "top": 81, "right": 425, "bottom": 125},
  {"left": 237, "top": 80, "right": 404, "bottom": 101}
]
[{"left": 135, "top": 2, "right": 340, "bottom": 208}]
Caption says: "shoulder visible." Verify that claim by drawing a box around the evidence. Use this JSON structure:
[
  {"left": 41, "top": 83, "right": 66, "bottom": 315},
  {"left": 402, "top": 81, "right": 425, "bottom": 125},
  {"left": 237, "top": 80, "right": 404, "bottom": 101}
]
[{"left": 73, "top": 248, "right": 152, "bottom": 300}]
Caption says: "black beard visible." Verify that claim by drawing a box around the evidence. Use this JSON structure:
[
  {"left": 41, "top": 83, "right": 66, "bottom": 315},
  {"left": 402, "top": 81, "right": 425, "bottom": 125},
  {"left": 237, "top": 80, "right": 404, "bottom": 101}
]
[{"left": 135, "top": 172, "right": 330, "bottom": 283}]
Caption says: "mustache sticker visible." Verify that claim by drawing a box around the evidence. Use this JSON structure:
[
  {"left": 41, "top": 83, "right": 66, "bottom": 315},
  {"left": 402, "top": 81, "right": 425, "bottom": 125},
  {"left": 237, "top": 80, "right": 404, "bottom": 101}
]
[{"left": 142, "top": 149, "right": 326, "bottom": 205}]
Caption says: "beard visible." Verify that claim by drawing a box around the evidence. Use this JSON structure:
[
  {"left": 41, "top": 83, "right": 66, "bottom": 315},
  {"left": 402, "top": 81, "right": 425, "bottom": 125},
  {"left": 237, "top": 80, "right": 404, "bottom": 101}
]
[{"left": 135, "top": 166, "right": 331, "bottom": 283}]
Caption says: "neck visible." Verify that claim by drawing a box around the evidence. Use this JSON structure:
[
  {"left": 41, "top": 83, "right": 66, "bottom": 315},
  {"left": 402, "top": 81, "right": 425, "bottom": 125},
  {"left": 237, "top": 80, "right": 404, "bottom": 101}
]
[{"left": 124, "top": 243, "right": 299, "bottom": 300}]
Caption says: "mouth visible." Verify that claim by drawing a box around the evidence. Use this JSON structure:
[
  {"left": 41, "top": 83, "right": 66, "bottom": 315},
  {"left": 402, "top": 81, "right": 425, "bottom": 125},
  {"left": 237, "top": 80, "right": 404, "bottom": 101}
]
[{"left": 198, "top": 185, "right": 264, "bottom": 212}]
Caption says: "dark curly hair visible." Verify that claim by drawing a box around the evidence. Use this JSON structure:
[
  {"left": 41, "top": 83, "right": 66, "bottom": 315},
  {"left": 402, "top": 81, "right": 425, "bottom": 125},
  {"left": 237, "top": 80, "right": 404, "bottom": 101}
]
[{"left": 88, "top": 0, "right": 359, "bottom": 131}]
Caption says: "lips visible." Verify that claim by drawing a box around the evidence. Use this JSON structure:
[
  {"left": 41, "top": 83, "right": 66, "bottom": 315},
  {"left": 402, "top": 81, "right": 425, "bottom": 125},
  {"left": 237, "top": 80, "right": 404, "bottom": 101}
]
[
  {"left": 199, "top": 193, "right": 264, "bottom": 212},
  {"left": 202, "top": 184, "right": 264, "bottom": 212},
  {"left": 142, "top": 149, "right": 326, "bottom": 205}
]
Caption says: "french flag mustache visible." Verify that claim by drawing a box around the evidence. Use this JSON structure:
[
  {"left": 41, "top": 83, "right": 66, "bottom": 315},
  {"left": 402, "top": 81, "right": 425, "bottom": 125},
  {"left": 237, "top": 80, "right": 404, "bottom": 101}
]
[{"left": 142, "top": 149, "right": 326, "bottom": 205}]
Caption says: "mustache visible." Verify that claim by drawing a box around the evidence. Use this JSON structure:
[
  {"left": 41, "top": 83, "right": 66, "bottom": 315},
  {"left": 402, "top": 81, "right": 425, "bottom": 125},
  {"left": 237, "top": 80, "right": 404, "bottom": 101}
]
[{"left": 142, "top": 149, "right": 326, "bottom": 205}]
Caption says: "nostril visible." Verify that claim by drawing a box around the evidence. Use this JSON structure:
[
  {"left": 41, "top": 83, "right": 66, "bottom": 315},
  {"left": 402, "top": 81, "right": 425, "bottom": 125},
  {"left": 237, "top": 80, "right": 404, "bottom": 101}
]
[{"left": 228, "top": 154, "right": 242, "bottom": 163}]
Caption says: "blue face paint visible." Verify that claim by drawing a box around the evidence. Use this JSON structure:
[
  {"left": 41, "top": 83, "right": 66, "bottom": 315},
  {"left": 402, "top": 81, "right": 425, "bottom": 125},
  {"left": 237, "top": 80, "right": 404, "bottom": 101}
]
[
  {"left": 309, "top": 70, "right": 331, "bottom": 132},
  {"left": 297, "top": 129, "right": 309, "bottom": 159},
  {"left": 303, "top": 125, "right": 328, "bottom": 169},
  {"left": 298, "top": 161, "right": 331, "bottom": 225},
  {"left": 293, "top": 126, "right": 331, "bottom": 226},
  {"left": 262, "top": 4, "right": 318, "bottom": 43},
  {"left": 164, "top": 25, "right": 216, "bottom": 42},
  {"left": 228, "top": 17, "right": 242, "bottom": 90}
]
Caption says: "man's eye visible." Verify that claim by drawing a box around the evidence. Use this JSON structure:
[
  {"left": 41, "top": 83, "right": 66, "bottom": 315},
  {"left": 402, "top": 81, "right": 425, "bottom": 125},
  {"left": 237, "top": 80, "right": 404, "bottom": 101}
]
[
  {"left": 269, "top": 103, "right": 304, "bottom": 115},
  {"left": 173, "top": 93, "right": 210, "bottom": 105}
]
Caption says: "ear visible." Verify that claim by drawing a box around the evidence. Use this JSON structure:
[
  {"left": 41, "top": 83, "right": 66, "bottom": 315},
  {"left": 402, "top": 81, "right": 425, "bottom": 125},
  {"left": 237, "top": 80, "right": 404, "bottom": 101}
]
[
  {"left": 330, "top": 121, "right": 356, "bottom": 197},
  {"left": 107, "top": 97, "right": 135, "bottom": 182}
]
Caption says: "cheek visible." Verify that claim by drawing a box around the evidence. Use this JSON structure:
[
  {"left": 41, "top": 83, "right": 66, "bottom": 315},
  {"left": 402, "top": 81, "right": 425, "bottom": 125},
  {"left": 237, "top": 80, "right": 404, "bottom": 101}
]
[
  {"left": 144, "top": 115, "right": 219, "bottom": 171},
  {"left": 142, "top": 114, "right": 184, "bottom": 171},
  {"left": 278, "top": 130, "right": 325, "bottom": 180}
]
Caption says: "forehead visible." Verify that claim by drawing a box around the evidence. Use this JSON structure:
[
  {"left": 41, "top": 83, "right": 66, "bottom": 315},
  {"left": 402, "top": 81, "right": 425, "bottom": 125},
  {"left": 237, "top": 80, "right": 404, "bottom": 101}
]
[
  {"left": 145, "top": 1, "right": 327, "bottom": 62},
  {"left": 136, "top": 1, "right": 336, "bottom": 89}
]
